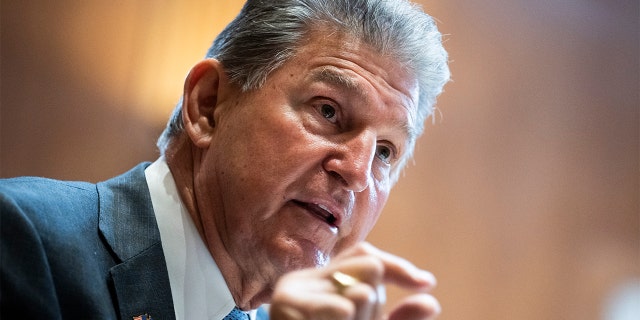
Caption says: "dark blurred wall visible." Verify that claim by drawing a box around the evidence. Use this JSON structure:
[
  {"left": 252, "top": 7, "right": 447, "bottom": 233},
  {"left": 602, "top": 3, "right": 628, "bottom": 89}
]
[{"left": 1, "top": 1, "right": 638, "bottom": 319}]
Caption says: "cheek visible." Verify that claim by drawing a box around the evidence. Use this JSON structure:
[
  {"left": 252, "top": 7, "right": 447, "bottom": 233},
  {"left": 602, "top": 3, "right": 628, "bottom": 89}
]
[
  {"left": 335, "top": 187, "right": 389, "bottom": 253},
  {"left": 358, "top": 193, "right": 387, "bottom": 237},
  {"left": 357, "top": 179, "right": 391, "bottom": 236},
  {"left": 211, "top": 102, "right": 321, "bottom": 216},
  {"left": 218, "top": 108, "right": 295, "bottom": 177}
]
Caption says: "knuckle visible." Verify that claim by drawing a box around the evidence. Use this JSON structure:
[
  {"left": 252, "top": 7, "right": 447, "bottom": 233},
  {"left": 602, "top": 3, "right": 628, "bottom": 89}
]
[
  {"left": 360, "top": 255, "right": 385, "bottom": 280},
  {"left": 346, "top": 283, "right": 378, "bottom": 305}
]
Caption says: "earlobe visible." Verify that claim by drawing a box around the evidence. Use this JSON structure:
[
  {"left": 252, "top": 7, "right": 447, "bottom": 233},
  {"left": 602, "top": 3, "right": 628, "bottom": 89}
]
[{"left": 182, "top": 58, "right": 230, "bottom": 148}]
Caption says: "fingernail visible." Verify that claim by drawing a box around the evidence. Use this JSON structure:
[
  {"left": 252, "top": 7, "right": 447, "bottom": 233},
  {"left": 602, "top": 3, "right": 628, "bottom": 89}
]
[{"left": 418, "top": 270, "right": 437, "bottom": 287}]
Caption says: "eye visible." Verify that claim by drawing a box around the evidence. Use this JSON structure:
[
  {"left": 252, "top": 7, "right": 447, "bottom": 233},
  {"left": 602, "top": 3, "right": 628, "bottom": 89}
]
[
  {"left": 310, "top": 99, "right": 342, "bottom": 130},
  {"left": 319, "top": 103, "right": 337, "bottom": 123},
  {"left": 375, "top": 144, "right": 395, "bottom": 164}
]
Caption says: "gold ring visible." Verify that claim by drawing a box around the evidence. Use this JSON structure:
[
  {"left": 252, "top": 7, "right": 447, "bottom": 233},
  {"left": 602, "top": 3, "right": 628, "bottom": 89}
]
[{"left": 331, "top": 271, "right": 359, "bottom": 294}]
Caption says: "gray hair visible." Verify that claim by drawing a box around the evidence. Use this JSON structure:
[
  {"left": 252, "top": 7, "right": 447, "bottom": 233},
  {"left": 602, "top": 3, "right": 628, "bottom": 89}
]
[{"left": 157, "top": 0, "right": 449, "bottom": 172}]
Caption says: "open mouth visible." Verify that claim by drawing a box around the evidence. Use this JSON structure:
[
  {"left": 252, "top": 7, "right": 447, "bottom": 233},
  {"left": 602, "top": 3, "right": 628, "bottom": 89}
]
[{"left": 292, "top": 200, "right": 338, "bottom": 227}]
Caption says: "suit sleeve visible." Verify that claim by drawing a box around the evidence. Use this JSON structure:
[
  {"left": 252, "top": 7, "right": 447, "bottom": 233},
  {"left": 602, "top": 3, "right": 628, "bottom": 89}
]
[{"left": 1, "top": 194, "right": 62, "bottom": 320}]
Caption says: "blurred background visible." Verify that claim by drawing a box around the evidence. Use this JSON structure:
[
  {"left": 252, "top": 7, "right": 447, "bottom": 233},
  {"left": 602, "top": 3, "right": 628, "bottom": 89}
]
[{"left": 1, "top": 1, "right": 638, "bottom": 319}]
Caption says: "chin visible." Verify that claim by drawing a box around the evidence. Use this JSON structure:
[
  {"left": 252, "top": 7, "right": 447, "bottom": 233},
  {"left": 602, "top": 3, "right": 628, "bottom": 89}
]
[{"left": 270, "top": 236, "right": 332, "bottom": 273}]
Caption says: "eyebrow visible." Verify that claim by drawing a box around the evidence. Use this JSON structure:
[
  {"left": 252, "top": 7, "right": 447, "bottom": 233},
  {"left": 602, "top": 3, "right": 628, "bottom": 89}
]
[
  {"left": 310, "top": 67, "right": 365, "bottom": 95},
  {"left": 308, "top": 67, "right": 418, "bottom": 142}
]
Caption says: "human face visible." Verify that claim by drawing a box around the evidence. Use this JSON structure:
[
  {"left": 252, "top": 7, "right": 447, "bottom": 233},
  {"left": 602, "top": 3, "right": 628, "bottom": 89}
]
[{"left": 195, "top": 31, "right": 419, "bottom": 283}]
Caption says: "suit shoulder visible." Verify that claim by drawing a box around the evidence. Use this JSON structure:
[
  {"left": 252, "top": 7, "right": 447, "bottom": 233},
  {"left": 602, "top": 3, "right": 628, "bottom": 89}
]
[
  {"left": 0, "top": 177, "right": 98, "bottom": 230},
  {"left": 0, "top": 176, "right": 94, "bottom": 201},
  {"left": 0, "top": 177, "right": 95, "bottom": 196}
]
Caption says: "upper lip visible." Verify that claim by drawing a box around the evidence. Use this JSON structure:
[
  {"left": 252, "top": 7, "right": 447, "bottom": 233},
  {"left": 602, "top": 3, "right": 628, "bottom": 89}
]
[{"left": 292, "top": 195, "right": 349, "bottom": 229}]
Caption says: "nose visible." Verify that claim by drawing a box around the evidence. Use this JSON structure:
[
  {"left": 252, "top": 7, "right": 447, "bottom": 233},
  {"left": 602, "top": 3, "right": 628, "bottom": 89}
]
[{"left": 323, "top": 131, "right": 376, "bottom": 193}]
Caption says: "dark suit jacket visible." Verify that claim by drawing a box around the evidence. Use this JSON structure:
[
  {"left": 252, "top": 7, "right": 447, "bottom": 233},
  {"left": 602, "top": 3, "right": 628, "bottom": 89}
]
[
  {"left": 1, "top": 163, "right": 177, "bottom": 319},
  {"left": 1, "top": 163, "right": 270, "bottom": 319}
]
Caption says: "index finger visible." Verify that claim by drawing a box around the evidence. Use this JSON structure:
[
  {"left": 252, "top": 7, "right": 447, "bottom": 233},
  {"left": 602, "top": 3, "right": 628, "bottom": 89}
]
[{"left": 337, "top": 242, "right": 437, "bottom": 291}]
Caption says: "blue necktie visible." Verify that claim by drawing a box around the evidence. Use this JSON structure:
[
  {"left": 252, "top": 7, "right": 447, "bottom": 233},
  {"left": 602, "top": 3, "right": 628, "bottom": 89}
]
[{"left": 223, "top": 307, "right": 249, "bottom": 320}]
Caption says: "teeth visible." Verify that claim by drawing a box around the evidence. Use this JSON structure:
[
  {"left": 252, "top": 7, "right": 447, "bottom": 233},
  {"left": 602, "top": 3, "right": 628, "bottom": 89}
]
[
  {"left": 315, "top": 204, "right": 337, "bottom": 225},
  {"left": 316, "top": 203, "right": 332, "bottom": 215},
  {"left": 294, "top": 200, "right": 337, "bottom": 226}
]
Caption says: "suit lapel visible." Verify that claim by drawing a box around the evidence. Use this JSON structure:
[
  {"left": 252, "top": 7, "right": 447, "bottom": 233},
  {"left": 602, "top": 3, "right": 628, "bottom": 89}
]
[
  {"left": 110, "top": 242, "right": 175, "bottom": 319},
  {"left": 97, "top": 163, "right": 176, "bottom": 320}
]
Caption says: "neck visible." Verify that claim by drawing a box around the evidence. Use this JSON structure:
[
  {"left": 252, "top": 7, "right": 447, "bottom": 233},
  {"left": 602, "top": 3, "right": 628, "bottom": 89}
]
[
  {"left": 164, "top": 135, "right": 273, "bottom": 309},
  {"left": 164, "top": 135, "right": 201, "bottom": 235}
]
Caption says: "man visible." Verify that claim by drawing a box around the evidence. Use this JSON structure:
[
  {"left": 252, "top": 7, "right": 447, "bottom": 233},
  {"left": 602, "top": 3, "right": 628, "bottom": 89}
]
[{"left": 0, "top": 0, "right": 449, "bottom": 319}]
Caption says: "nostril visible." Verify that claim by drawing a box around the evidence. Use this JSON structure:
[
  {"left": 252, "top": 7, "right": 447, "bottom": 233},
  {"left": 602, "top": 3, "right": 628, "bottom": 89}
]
[{"left": 328, "top": 171, "right": 348, "bottom": 186}]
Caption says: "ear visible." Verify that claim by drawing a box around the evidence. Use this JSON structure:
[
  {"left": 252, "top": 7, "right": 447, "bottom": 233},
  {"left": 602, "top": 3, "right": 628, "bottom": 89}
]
[{"left": 182, "top": 58, "right": 232, "bottom": 148}]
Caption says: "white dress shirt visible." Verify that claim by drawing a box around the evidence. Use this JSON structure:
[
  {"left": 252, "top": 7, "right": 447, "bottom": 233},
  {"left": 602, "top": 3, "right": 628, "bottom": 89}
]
[{"left": 145, "top": 157, "right": 256, "bottom": 320}]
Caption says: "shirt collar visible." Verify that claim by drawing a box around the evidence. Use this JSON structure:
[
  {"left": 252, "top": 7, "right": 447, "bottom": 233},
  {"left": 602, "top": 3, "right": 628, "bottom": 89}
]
[{"left": 146, "top": 157, "right": 257, "bottom": 319}]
